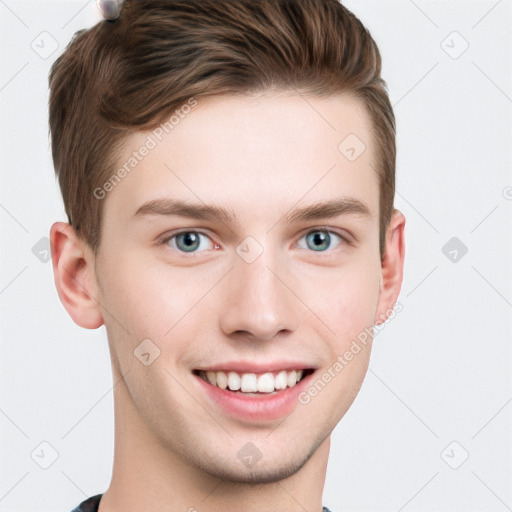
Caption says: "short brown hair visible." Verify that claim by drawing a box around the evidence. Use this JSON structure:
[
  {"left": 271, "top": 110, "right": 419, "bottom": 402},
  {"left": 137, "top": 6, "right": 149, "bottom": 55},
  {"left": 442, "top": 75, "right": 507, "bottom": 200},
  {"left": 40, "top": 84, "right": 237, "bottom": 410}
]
[{"left": 49, "top": 0, "right": 396, "bottom": 257}]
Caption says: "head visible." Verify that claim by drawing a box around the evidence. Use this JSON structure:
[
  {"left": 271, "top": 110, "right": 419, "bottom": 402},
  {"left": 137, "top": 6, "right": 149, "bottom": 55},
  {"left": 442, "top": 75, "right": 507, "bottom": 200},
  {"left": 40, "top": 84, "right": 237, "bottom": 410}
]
[{"left": 49, "top": 0, "right": 405, "bottom": 485}]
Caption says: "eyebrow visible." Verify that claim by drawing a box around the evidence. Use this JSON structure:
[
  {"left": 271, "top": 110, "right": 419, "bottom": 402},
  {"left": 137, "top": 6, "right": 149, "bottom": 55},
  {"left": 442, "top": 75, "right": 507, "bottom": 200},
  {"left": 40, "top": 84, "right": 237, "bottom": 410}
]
[
  {"left": 285, "top": 197, "right": 371, "bottom": 223},
  {"left": 133, "top": 197, "right": 371, "bottom": 224}
]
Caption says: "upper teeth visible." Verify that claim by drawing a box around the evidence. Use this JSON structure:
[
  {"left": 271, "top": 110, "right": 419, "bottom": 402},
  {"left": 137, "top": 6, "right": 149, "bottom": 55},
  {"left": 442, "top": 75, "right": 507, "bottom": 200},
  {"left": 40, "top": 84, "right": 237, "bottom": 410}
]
[{"left": 199, "top": 369, "right": 305, "bottom": 393}]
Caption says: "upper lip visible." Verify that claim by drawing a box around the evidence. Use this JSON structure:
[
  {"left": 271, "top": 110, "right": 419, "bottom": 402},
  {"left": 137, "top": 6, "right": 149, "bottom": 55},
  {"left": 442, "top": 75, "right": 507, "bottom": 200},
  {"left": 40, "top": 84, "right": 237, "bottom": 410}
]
[{"left": 194, "top": 360, "right": 316, "bottom": 374}]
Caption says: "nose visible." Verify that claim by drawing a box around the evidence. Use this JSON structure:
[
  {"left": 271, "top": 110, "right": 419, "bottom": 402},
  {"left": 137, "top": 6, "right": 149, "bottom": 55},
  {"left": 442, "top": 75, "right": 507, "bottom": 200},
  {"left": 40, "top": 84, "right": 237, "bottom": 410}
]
[{"left": 218, "top": 247, "right": 303, "bottom": 342}]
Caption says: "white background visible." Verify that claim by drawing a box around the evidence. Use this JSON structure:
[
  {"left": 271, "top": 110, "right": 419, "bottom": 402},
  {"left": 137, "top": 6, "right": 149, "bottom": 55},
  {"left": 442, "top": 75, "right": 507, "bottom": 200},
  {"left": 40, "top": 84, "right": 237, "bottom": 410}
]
[{"left": 0, "top": 1, "right": 511, "bottom": 511}]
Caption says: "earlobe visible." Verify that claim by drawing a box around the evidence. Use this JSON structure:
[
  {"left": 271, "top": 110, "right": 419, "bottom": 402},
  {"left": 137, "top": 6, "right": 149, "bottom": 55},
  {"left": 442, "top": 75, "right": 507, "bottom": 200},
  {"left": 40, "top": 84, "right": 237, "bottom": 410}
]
[
  {"left": 374, "top": 209, "right": 406, "bottom": 326},
  {"left": 50, "top": 222, "right": 104, "bottom": 329}
]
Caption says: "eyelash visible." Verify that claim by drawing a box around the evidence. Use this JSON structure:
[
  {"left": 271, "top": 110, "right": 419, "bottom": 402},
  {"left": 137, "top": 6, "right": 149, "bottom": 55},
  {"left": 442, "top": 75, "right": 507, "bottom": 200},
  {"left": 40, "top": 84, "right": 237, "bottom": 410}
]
[{"left": 159, "top": 227, "right": 351, "bottom": 254}]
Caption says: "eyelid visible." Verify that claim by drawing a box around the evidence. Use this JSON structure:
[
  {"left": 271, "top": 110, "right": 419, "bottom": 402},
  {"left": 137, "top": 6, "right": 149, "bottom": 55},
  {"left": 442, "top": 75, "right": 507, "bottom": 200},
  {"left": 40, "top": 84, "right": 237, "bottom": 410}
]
[
  {"left": 295, "top": 226, "right": 353, "bottom": 247},
  {"left": 158, "top": 229, "right": 220, "bottom": 252}
]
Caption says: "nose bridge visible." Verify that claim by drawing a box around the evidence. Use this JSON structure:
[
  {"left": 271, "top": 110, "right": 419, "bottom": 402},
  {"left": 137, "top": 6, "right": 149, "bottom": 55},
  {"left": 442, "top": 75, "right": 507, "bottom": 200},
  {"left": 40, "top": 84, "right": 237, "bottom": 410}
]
[
  {"left": 238, "top": 247, "right": 277, "bottom": 299},
  {"left": 219, "top": 239, "right": 301, "bottom": 340}
]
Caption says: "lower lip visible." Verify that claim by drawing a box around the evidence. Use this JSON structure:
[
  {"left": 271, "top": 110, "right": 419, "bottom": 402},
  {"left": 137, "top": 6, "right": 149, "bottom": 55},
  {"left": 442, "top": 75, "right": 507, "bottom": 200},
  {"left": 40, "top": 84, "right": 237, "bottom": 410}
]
[{"left": 194, "top": 371, "right": 315, "bottom": 422}]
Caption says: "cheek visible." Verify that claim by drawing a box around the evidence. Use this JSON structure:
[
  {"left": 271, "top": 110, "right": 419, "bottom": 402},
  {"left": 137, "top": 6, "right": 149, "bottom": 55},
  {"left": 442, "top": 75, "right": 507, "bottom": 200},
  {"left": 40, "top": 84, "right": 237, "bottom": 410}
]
[
  {"left": 98, "top": 253, "right": 224, "bottom": 364},
  {"left": 294, "top": 253, "right": 381, "bottom": 342}
]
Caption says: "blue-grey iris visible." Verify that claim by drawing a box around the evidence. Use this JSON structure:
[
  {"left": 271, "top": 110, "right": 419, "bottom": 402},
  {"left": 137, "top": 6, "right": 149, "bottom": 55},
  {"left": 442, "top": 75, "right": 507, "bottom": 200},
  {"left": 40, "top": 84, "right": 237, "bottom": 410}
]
[
  {"left": 176, "top": 232, "right": 201, "bottom": 252},
  {"left": 306, "top": 231, "right": 331, "bottom": 251}
]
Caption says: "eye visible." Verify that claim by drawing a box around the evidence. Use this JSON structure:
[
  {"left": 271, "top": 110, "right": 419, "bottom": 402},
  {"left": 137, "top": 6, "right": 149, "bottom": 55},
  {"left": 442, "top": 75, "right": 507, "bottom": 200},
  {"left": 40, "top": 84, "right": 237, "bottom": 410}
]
[
  {"left": 162, "top": 231, "right": 217, "bottom": 253},
  {"left": 160, "top": 228, "right": 347, "bottom": 254},
  {"left": 297, "top": 229, "right": 345, "bottom": 252}
]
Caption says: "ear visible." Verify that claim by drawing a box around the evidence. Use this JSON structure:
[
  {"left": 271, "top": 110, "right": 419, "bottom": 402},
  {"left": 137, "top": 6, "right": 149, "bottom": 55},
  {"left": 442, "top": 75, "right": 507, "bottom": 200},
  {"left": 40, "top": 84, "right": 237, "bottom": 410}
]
[
  {"left": 50, "top": 222, "right": 104, "bottom": 329},
  {"left": 374, "top": 209, "right": 406, "bottom": 326}
]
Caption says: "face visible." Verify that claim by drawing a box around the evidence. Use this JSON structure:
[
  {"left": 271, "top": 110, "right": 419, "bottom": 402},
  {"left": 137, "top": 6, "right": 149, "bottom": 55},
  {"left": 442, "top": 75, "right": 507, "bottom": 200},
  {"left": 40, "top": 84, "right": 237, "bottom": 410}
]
[{"left": 91, "top": 92, "right": 393, "bottom": 483}]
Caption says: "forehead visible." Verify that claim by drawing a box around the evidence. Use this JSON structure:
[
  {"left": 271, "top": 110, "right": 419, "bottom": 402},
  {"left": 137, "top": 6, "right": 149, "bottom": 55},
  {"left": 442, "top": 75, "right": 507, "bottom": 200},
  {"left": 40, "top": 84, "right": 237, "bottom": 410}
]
[{"left": 103, "top": 92, "right": 379, "bottom": 223}]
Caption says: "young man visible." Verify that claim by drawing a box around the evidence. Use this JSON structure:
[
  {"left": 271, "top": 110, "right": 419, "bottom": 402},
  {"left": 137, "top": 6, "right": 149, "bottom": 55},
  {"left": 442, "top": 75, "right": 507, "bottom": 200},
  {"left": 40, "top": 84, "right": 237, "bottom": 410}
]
[{"left": 48, "top": 1, "right": 405, "bottom": 511}]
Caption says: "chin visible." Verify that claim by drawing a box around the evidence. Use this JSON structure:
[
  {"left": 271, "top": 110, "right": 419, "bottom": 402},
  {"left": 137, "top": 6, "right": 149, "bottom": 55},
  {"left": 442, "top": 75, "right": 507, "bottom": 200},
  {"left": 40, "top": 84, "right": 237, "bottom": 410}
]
[
  {"left": 202, "top": 457, "right": 308, "bottom": 485},
  {"left": 189, "top": 436, "right": 324, "bottom": 485}
]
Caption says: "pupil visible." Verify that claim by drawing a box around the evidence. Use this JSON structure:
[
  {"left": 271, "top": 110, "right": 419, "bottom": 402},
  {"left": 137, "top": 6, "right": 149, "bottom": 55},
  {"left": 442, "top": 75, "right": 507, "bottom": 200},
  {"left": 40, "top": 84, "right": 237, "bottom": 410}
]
[
  {"left": 308, "top": 231, "right": 329, "bottom": 251},
  {"left": 179, "top": 232, "right": 199, "bottom": 251}
]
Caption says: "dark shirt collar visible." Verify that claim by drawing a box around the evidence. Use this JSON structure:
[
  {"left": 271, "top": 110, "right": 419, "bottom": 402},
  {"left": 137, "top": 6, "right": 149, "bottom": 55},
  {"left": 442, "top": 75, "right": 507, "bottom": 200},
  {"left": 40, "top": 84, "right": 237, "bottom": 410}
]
[{"left": 70, "top": 493, "right": 332, "bottom": 512}]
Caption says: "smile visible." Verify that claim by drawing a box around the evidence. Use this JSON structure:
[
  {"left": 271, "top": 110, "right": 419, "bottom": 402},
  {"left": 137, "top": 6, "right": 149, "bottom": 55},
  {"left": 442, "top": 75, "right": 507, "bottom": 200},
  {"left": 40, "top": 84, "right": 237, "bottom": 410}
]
[
  {"left": 193, "top": 367, "right": 316, "bottom": 422},
  {"left": 195, "top": 369, "right": 312, "bottom": 394}
]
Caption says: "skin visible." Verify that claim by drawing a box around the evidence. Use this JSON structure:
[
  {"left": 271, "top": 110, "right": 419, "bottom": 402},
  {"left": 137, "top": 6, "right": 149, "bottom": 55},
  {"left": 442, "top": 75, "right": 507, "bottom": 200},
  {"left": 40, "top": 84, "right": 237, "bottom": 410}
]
[{"left": 50, "top": 92, "right": 405, "bottom": 512}]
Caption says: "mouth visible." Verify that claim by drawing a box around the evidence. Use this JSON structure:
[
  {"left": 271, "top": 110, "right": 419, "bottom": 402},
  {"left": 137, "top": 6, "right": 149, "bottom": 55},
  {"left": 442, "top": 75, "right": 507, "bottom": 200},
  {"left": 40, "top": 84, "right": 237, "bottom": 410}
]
[
  {"left": 192, "top": 366, "right": 316, "bottom": 421},
  {"left": 192, "top": 368, "right": 315, "bottom": 396}
]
